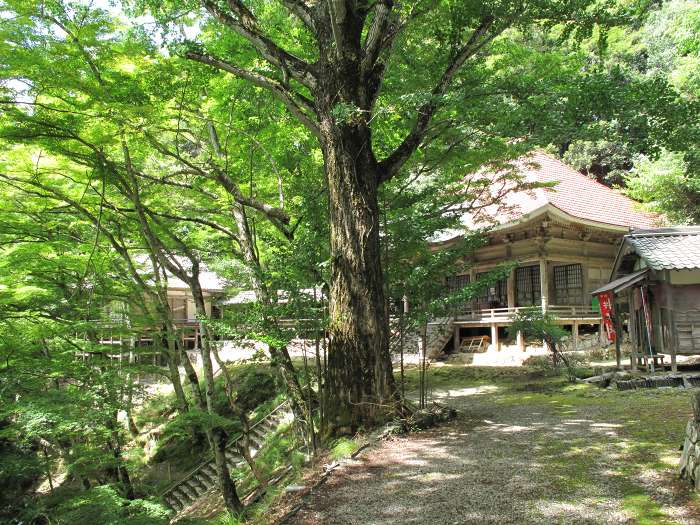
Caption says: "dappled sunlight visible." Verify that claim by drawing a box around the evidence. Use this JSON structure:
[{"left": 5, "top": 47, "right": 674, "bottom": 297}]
[
  {"left": 290, "top": 368, "right": 700, "bottom": 525},
  {"left": 430, "top": 384, "right": 501, "bottom": 400},
  {"left": 536, "top": 498, "right": 629, "bottom": 523}
]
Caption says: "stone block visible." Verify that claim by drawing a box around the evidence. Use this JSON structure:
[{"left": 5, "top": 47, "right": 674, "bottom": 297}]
[
  {"left": 680, "top": 439, "right": 691, "bottom": 476},
  {"left": 692, "top": 391, "right": 700, "bottom": 421},
  {"left": 692, "top": 424, "right": 699, "bottom": 444},
  {"left": 687, "top": 454, "right": 696, "bottom": 479}
]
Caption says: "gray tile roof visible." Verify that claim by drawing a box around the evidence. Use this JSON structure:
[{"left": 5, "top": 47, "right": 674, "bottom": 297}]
[{"left": 626, "top": 227, "right": 700, "bottom": 270}]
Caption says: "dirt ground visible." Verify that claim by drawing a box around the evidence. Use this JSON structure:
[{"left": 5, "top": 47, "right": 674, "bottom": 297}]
[{"left": 282, "top": 367, "right": 700, "bottom": 525}]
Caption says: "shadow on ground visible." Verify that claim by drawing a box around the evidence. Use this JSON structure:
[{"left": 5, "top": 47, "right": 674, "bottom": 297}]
[{"left": 288, "top": 369, "right": 700, "bottom": 525}]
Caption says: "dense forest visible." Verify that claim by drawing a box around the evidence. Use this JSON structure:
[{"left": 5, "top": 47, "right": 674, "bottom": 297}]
[{"left": 0, "top": 0, "right": 698, "bottom": 523}]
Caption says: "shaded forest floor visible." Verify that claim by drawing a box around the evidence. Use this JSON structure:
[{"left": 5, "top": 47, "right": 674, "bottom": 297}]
[{"left": 283, "top": 366, "right": 700, "bottom": 525}]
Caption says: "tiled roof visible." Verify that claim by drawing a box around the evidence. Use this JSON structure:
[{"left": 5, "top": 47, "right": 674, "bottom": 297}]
[
  {"left": 625, "top": 227, "right": 700, "bottom": 270},
  {"left": 469, "top": 152, "right": 661, "bottom": 230}
]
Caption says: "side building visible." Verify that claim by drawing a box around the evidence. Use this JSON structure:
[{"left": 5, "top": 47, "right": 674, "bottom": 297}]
[
  {"left": 425, "top": 152, "right": 660, "bottom": 359},
  {"left": 593, "top": 227, "right": 700, "bottom": 371}
]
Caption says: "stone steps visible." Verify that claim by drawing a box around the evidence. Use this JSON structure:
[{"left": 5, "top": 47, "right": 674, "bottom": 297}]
[{"left": 162, "top": 404, "right": 290, "bottom": 512}]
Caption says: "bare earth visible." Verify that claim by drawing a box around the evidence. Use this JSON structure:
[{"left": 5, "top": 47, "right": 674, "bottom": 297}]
[{"left": 286, "top": 382, "right": 700, "bottom": 525}]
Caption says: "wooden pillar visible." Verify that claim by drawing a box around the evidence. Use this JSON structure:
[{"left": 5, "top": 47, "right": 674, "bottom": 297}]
[
  {"left": 453, "top": 325, "right": 460, "bottom": 354},
  {"left": 539, "top": 258, "right": 549, "bottom": 313},
  {"left": 490, "top": 323, "right": 499, "bottom": 352},
  {"left": 572, "top": 321, "right": 579, "bottom": 352},
  {"left": 629, "top": 291, "right": 638, "bottom": 370},
  {"left": 670, "top": 309, "right": 678, "bottom": 372},
  {"left": 506, "top": 268, "right": 516, "bottom": 310},
  {"left": 613, "top": 298, "right": 622, "bottom": 370},
  {"left": 469, "top": 267, "right": 477, "bottom": 312}
]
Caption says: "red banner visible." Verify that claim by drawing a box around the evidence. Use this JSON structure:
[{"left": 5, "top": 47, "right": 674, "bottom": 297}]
[{"left": 598, "top": 291, "right": 616, "bottom": 342}]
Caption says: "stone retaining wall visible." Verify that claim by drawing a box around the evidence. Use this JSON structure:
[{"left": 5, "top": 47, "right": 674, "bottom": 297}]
[{"left": 679, "top": 392, "right": 700, "bottom": 489}]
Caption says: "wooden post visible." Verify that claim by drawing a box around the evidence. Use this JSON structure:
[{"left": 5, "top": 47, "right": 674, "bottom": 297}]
[
  {"left": 517, "top": 330, "right": 525, "bottom": 352},
  {"left": 490, "top": 323, "right": 499, "bottom": 352},
  {"left": 613, "top": 298, "right": 622, "bottom": 370},
  {"left": 670, "top": 309, "right": 678, "bottom": 373},
  {"left": 667, "top": 284, "right": 678, "bottom": 373},
  {"left": 572, "top": 321, "right": 579, "bottom": 352},
  {"left": 539, "top": 258, "right": 549, "bottom": 314},
  {"left": 507, "top": 267, "right": 516, "bottom": 310},
  {"left": 453, "top": 325, "right": 460, "bottom": 354},
  {"left": 629, "top": 291, "right": 638, "bottom": 370}
]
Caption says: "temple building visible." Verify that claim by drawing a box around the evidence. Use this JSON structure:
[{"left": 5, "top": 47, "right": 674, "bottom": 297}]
[{"left": 426, "top": 152, "right": 661, "bottom": 357}]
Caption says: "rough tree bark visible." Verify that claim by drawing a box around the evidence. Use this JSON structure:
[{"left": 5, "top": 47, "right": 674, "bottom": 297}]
[{"left": 317, "top": 111, "right": 397, "bottom": 430}]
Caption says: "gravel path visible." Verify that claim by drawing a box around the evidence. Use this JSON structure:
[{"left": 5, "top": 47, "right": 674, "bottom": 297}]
[{"left": 286, "top": 384, "right": 699, "bottom": 525}]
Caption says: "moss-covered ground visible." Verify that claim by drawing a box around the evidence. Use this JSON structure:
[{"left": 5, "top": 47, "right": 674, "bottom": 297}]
[{"left": 392, "top": 364, "right": 700, "bottom": 524}]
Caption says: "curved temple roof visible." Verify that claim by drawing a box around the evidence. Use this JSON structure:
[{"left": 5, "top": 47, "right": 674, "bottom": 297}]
[{"left": 465, "top": 152, "right": 660, "bottom": 232}]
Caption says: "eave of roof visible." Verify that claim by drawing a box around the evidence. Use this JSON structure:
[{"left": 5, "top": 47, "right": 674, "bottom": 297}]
[
  {"left": 429, "top": 202, "right": 630, "bottom": 249},
  {"left": 591, "top": 268, "right": 649, "bottom": 295}
]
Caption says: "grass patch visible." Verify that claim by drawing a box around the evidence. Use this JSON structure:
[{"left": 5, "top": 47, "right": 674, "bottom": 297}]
[
  {"left": 622, "top": 493, "right": 678, "bottom": 525},
  {"left": 330, "top": 437, "right": 359, "bottom": 460}
]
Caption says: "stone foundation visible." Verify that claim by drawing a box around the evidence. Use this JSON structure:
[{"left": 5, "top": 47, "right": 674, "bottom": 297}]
[{"left": 679, "top": 392, "right": 700, "bottom": 490}]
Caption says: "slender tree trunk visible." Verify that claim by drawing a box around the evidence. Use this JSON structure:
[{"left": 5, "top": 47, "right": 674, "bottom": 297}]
[
  {"left": 420, "top": 324, "right": 428, "bottom": 409},
  {"left": 107, "top": 412, "right": 135, "bottom": 500},
  {"left": 269, "top": 345, "right": 313, "bottom": 434},
  {"left": 42, "top": 446, "right": 54, "bottom": 494},
  {"left": 191, "top": 284, "right": 243, "bottom": 515},
  {"left": 164, "top": 343, "right": 189, "bottom": 412},
  {"left": 209, "top": 336, "right": 266, "bottom": 484},
  {"left": 314, "top": 330, "right": 324, "bottom": 443},
  {"left": 232, "top": 203, "right": 313, "bottom": 440}
]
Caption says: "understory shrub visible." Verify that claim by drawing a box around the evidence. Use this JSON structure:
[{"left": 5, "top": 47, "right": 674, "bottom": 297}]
[
  {"left": 17, "top": 485, "right": 171, "bottom": 525},
  {"left": 587, "top": 346, "right": 612, "bottom": 361},
  {"left": 523, "top": 353, "right": 592, "bottom": 381}
]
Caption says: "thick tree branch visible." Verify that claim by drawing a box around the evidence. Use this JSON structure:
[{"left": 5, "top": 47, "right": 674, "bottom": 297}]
[
  {"left": 361, "top": 0, "right": 393, "bottom": 76},
  {"left": 279, "top": 0, "right": 314, "bottom": 30},
  {"left": 185, "top": 51, "right": 320, "bottom": 139},
  {"left": 377, "top": 16, "right": 498, "bottom": 183},
  {"left": 200, "top": 0, "right": 316, "bottom": 89}
]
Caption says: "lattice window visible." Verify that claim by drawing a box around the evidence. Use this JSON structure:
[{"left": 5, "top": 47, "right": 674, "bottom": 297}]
[
  {"left": 446, "top": 274, "right": 471, "bottom": 294},
  {"left": 515, "top": 266, "right": 541, "bottom": 306},
  {"left": 476, "top": 272, "right": 508, "bottom": 308},
  {"left": 445, "top": 274, "right": 471, "bottom": 314},
  {"left": 168, "top": 296, "right": 188, "bottom": 321},
  {"left": 553, "top": 264, "right": 583, "bottom": 305}
]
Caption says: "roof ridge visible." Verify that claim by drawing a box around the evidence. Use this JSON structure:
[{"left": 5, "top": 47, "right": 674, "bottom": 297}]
[{"left": 627, "top": 226, "right": 700, "bottom": 237}]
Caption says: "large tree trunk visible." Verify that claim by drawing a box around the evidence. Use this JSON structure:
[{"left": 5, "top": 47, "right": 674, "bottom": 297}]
[
  {"left": 318, "top": 117, "right": 397, "bottom": 432},
  {"left": 311, "top": 16, "right": 398, "bottom": 432}
]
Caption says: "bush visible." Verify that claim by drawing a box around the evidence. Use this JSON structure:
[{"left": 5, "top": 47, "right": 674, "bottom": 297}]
[
  {"left": 587, "top": 346, "right": 612, "bottom": 361},
  {"left": 148, "top": 363, "right": 282, "bottom": 467},
  {"left": 330, "top": 438, "right": 359, "bottom": 460},
  {"left": 523, "top": 353, "right": 591, "bottom": 381},
  {"left": 523, "top": 355, "right": 557, "bottom": 375},
  {"left": 38, "top": 485, "right": 171, "bottom": 525}
]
